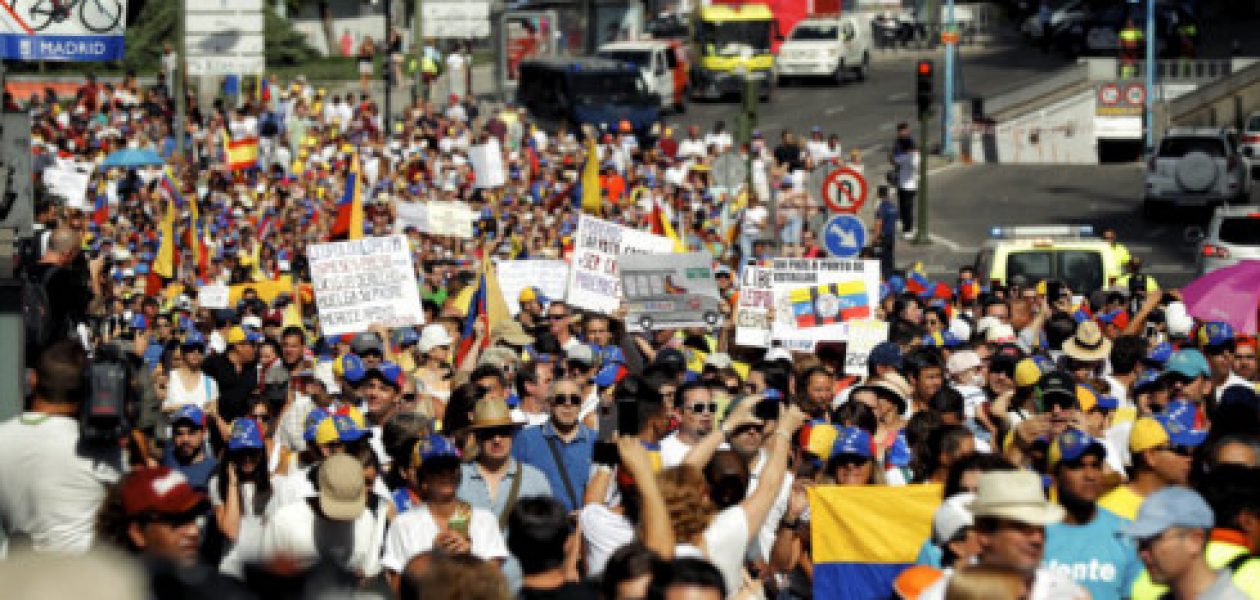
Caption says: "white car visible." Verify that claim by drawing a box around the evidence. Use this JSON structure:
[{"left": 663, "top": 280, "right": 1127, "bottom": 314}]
[
  {"left": 1021, "top": 0, "right": 1087, "bottom": 39},
  {"left": 1144, "top": 127, "right": 1252, "bottom": 217},
  {"left": 1197, "top": 205, "right": 1260, "bottom": 275},
  {"left": 1242, "top": 111, "right": 1260, "bottom": 176},
  {"left": 776, "top": 16, "right": 871, "bottom": 86}
]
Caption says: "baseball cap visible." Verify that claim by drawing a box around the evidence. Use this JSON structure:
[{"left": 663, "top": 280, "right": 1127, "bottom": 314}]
[
  {"left": 799, "top": 421, "right": 841, "bottom": 459},
  {"left": 304, "top": 408, "right": 332, "bottom": 443},
  {"left": 566, "top": 344, "right": 596, "bottom": 367},
  {"left": 227, "top": 417, "right": 265, "bottom": 450},
  {"left": 933, "top": 493, "right": 976, "bottom": 544},
  {"left": 1037, "top": 371, "right": 1077, "bottom": 408},
  {"left": 1121, "top": 486, "right": 1214, "bottom": 539},
  {"left": 1144, "top": 342, "right": 1173, "bottom": 365},
  {"left": 120, "top": 467, "right": 208, "bottom": 518},
  {"left": 765, "top": 347, "right": 793, "bottom": 363},
  {"left": 830, "top": 427, "right": 874, "bottom": 459},
  {"left": 1048, "top": 428, "right": 1106, "bottom": 470},
  {"left": 703, "top": 352, "right": 734, "bottom": 370},
  {"left": 226, "top": 326, "right": 263, "bottom": 344},
  {"left": 1166, "top": 349, "right": 1210, "bottom": 379},
  {"left": 1197, "top": 321, "right": 1235, "bottom": 349},
  {"left": 922, "top": 331, "right": 962, "bottom": 348},
  {"left": 1013, "top": 358, "right": 1045, "bottom": 388},
  {"left": 1129, "top": 415, "right": 1207, "bottom": 453},
  {"left": 411, "top": 433, "right": 458, "bottom": 469},
  {"left": 868, "top": 342, "right": 902, "bottom": 369},
  {"left": 593, "top": 346, "right": 628, "bottom": 388},
  {"left": 362, "top": 361, "right": 406, "bottom": 390},
  {"left": 654, "top": 347, "right": 686, "bottom": 371},
  {"left": 315, "top": 414, "right": 370, "bottom": 445},
  {"left": 518, "top": 286, "right": 547, "bottom": 304},
  {"left": 336, "top": 353, "right": 367, "bottom": 383},
  {"left": 985, "top": 323, "right": 1017, "bottom": 344},
  {"left": 1134, "top": 370, "right": 1164, "bottom": 393},
  {"left": 170, "top": 405, "right": 206, "bottom": 428},
  {"left": 946, "top": 350, "right": 982, "bottom": 375},
  {"left": 180, "top": 330, "right": 207, "bottom": 350},
  {"left": 351, "top": 333, "right": 384, "bottom": 356},
  {"left": 318, "top": 454, "right": 366, "bottom": 521}
]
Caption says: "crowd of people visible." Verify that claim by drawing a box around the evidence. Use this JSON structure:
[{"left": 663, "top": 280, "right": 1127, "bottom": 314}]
[{"left": 1, "top": 67, "right": 1259, "bottom": 600}]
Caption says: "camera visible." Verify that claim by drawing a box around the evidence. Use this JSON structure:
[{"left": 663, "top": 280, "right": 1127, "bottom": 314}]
[{"left": 80, "top": 353, "right": 134, "bottom": 444}]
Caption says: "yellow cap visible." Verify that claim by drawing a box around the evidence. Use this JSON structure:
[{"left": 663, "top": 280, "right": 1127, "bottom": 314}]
[
  {"left": 1129, "top": 417, "right": 1170, "bottom": 453},
  {"left": 226, "top": 326, "right": 247, "bottom": 345},
  {"left": 1014, "top": 358, "right": 1042, "bottom": 387},
  {"left": 1076, "top": 384, "right": 1097, "bottom": 412}
]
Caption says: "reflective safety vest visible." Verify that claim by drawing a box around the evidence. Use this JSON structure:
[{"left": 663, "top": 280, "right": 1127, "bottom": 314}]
[
  {"left": 1131, "top": 530, "right": 1260, "bottom": 599},
  {"left": 1120, "top": 27, "right": 1143, "bottom": 46}
]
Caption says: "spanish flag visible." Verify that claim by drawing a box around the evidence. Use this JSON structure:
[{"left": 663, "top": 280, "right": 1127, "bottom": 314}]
[
  {"left": 330, "top": 153, "right": 365, "bottom": 240},
  {"left": 789, "top": 280, "right": 871, "bottom": 328},
  {"left": 455, "top": 259, "right": 510, "bottom": 368},
  {"left": 580, "top": 136, "right": 601, "bottom": 215},
  {"left": 152, "top": 200, "right": 176, "bottom": 279},
  {"left": 648, "top": 196, "right": 686, "bottom": 253},
  {"left": 810, "top": 484, "right": 941, "bottom": 600},
  {"left": 224, "top": 131, "right": 259, "bottom": 171}
]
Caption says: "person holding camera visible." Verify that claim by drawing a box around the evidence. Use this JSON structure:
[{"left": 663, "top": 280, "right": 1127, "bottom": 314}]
[{"left": 0, "top": 340, "right": 124, "bottom": 553}]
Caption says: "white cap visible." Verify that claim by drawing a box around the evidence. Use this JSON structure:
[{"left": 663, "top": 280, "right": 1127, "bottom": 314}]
[
  {"left": 766, "top": 347, "right": 793, "bottom": 363},
  {"left": 933, "top": 492, "right": 976, "bottom": 544},
  {"left": 1165, "top": 302, "right": 1194, "bottom": 337},
  {"left": 241, "top": 315, "right": 263, "bottom": 330},
  {"left": 985, "top": 323, "right": 1017, "bottom": 344},
  {"left": 948, "top": 317, "right": 972, "bottom": 343},
  {"left": 974, "top": 316, "right": 1001, "bottom": 339},
  {"left": 946, "top": 350, "right": 982, "bottom": 375},
  {"left": 314, "top": 360, "right": 341, "bottom": 395},
  {"left": 418, "top": 323, "right": 453, "bottom": 354},
  {"left": 703, "top": 352, "right": 733, "bottom": 369}
]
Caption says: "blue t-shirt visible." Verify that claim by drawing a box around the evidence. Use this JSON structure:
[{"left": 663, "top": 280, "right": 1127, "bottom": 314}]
[
  {"left": 1043, "top": 507, "right": 1141, "bottom": 600},
  {"left": 915, "top": 539, "right": 943, "bottom": 568},
  {"left": 876, "top": 199, "right": 899, "bottom": 238},
  {"left": 161, "top": 446, "right": 219, "bottom": 493}
]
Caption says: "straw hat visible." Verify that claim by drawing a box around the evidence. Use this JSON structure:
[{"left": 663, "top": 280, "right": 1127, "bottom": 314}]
[
  {"left": 968, "top": 470, "right": 1065, "bottom": 526},
  {"left": 1063, "top": 320, "right": 1112, "bottom": 362},
  {"left": 469, "top": 398, "right": 516, "bottom": 430}
]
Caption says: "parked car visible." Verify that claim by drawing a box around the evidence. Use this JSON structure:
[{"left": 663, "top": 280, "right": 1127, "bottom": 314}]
[
  {"left": 1020, "top": 0, "right": 1087, "bottom": 40},
  {"left": 776, "top": 16, "right": 872, "bottom": 86},
  {"left": 1197, "top": 205, "right": 1260, "bottom": 275},
  {"left": 1241, "top": 111, "right": 1260, "bottom": 176},
  {"left": 598, "top": 40, "right": 690, "bottom": 113},
  {"left": 1144, "top": 127, "right": 1252, "bottom": 218},
  {"left": 1053, "top": 4, "right": 1174, "bottom": 57}
]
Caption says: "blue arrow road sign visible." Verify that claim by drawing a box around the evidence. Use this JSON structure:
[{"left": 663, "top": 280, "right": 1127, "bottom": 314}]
[{"left": 823, "top": 214, "right": 866, "bottom": 258}]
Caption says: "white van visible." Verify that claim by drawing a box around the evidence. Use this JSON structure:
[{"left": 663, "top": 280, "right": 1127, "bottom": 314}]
[
  {"left": 776, "top": 16, "right": 872, "bottom": 86},
  {"left": 597, "top": 40, "right": 689, "bottom": 113}
]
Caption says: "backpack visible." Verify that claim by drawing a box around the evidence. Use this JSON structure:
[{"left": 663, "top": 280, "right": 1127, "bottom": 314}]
[{"left": 23, "top": 266, "right": 62, "bottom": 352}]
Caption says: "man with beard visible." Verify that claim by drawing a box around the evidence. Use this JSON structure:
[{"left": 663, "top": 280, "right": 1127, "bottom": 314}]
[
  {"left": 1043, "top": 429, "right": 1141, "bottom": 600},
  {"left": 160, "top": 405, "right": 218, "bottom": 492}
]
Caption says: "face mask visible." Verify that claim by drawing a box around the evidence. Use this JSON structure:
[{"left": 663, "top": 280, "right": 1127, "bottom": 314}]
[{"left": 969, "top": 372, "right": 986, "bottom": 387}]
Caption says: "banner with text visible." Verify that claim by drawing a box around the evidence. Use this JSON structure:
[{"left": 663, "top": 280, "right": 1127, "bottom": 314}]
[
  {"left": 496, "top": 259, "right": 570, "bottom": 315},
  {"left": 735, "top": 265, "right": 774, "bottom": 348},
  {"left": 843, "top": 319, "right": 890, "bottom": 377},
  {"left": 308, "top": 236, "right": 425, "bottom": 335},
  {"left": 0, "top": 0, "right": 128, "bottom": 61},
  {"left": 566, "top": 215, "right": 673, "bottom": 314},
  {"left": 620, "top": 251, "right": 722, "bottom": 333},
  {"left": 771, "top": 258, "right": 880, "bottom": 351},
  {"left": 198, "top": 284, "right": 230, "bottom": 309},
  {"left": 425, "top": 202, "right": 475, "bottom": 238}
]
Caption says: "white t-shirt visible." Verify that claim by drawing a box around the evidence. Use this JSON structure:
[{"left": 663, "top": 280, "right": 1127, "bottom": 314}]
[
  {"left": 1102, "top": 375, "right": 1132, "bottom": 408},
  {"left": 380, "top": 504, "right": 507, "bottom": 573},
  {"left": 742, "top": 205, "right": 768, "bottom": 238},
  {"left": 0, "top": 413, "right": 123, "bottom": 554},
  {"left": 677, "top": 138, "right": 706, "bottom": 159},
  {"left": 261, "top": 497, "right": 385, "bottom": 578},
  {"left": 580, "top": 503, "right": 636, "bottom": 578},
  {"left": 920, "top": 566, "right": 1089, "bottom": 600},
  {"left": 659, "top": 432, "right": 693, "bottom": 468},
  {"left": 208, "top": 477, "right": 274, "bottom": 578},
  {"left": 747, "top": 451, "right": 792, "bottom": 565},
  {"left": 895, "top": 150, "right": 920, "bottom": 191},
  {"left": 675, "top": 505, "right": 750, "bottom": 596},
  {"left": 162, "top": 371, "right": 219, "bottom": 412}
]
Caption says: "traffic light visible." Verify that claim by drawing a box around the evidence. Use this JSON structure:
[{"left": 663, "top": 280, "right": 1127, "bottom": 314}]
[{"left": 916, "top": 60, "right": 934, "bottom": 120}]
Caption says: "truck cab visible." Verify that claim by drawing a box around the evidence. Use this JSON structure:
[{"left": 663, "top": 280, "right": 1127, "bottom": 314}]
[
  {"left": 597, "top": 40, "right": 689, "bottom": 113},
  {"left": 689, "top": 3, "right": 778, "bottom": 101},
  {"left": 776, "top": 15, "right": 871, "bottom": 86}
]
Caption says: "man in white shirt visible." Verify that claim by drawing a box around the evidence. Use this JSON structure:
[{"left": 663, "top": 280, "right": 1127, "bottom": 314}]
[
  {"left": 677, "top": 125, "right": 707, "bottom": 160},
  {"left": 0, "top": 341, "right": 123, "bottom": 554},
  {"left": 661, "top": 381, "right": 719, "bottom": 467},
  {"left": 703, "top": 121, "right": 733, "bottom": 153}
]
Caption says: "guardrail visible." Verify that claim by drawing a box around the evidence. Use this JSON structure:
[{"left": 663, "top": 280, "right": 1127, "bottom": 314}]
[
  {"left": 1113, "top": 59, "right": 1260, "bottom": 83},
  {"left": 981, "top": 61, "right": 1089, "bottom": 118}
]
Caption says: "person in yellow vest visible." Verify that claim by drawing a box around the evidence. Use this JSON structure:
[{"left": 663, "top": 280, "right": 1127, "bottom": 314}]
[
  {"left": 1098, "top": 415, "right": 1206, "bottom": 520},
  {"left": 1122, "top": 485, "right": 1255, "bottom": 600},
  {"left": 1119, "top": 256, "right": 1160, "bottom": 295},
  {"left": 1119, "top": 18, "right": 1144, "bottom": 79}
]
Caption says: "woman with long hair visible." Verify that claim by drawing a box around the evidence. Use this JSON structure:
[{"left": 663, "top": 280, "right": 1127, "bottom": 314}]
[
  {"left": 412, "top": 324, "right": 454, "bottom": 419},
  {"left": 210, "top": 417, "right": 273, "bottom": 578}
]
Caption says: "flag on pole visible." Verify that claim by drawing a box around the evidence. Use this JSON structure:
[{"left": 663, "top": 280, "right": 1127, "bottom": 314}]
[
  {"left": 648, "top": 196, "right": 686, "bottom": 253},
  {"left": 580, "top": 136, "right": 602, "bottom": 215},
  {"left": 223, "top": 131, "right": 259, "bottom": 171},
  {"left": 152, "top": 200, "right": 177, "bottom": 279},
  {"left": 455, "top": 260, "right": 511, "bottom": 367},
  {"left": 330, "top": 153, "right": 365, "bottom": 240}
]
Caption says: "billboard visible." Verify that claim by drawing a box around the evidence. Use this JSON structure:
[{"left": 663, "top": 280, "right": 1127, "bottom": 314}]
[{"left": 0, "top": 0, "right": 128, "bottom": 61}]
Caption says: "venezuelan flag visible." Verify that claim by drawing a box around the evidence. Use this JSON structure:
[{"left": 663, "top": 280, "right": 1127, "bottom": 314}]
[
  {"left": 455, "top": 259, "right": 510, "bottom": 367},
  {"left": 330, "top": 154, "right": 365, "bottom": 240},
  {"left": 152, "top": 200, "right": 177, "bottom": 279},
  {"left": 905, "top": 263, "right": 930, "bottom": 295},
  {"left": 811, "top": 484, "right": 942, "bottom": 600},
  {"left": 789, "top": 281, "right": 870, "bottom": 328},
  {"left": 579, "top": 136, "right": 601, "bottom": 215},
  {"left": 224, "top": 131, "right": 259, "bottom": 171},
  {"left": 649, "top": 196, "right": 686, "bottom": 253},
  {"left": 91, "top": 195, "right": 109, "bottom": 226}
]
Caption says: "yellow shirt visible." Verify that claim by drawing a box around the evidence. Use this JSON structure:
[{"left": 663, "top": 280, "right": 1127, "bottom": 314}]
[{"left": 1097, "top": 484, "right": 1143, "bottom": 521}]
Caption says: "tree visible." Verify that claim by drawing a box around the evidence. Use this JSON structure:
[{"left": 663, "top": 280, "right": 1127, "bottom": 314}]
[{"left": 122, "top": 1, "right": 316, "bottom": 73}]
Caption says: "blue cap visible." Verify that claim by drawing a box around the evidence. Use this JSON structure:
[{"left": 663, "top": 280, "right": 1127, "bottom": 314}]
[
  {"left": 593, "top": 346, "right": 627, "bottom": 388},
  {"left": 413, "top": 433, "right": 458, "bottom": 467},
  {"left": 1154, "top": 412, "right": 1208, "bottom": 448},
  {"left": 342, "top": 354, "right": 366, "bottom": 383},
  {"left": 245, "top": 330, "right": 264, "bottom": 343},
  {"left": 1198, "top": 321, "right": 1235, "bottom": 348},
  {"left": 303, "top": 408, "right": 332, "bottom": 442},
  {"left": 171, "top": 405, "right": 206, "bottom": 428},
  {"left": 1049, "top": 428, "right": 1106, "bottom": 468},
  {"left": 868, "top": 342, "right": 903, "bottom": 369},
  {"left": 763, "top": 388, "right": 784, "bottom": 401},
  {"left": 182, "top": 330, "right": 207, "bottom": 348},
  {"left": 1145, "top": 342, "right": 1173, "bottom": 364},
  {"left": 1122, "top": 486, "right": 1214, "bottom": 539},
  {"left": 135, "top": 263, "right": 150, "bottom": 275},
  {"left": 1134, "top": 370, "right": 1163, "bottom": 391},
  {"left": 227, "top": 418, "right": 265, "bottom": 450},
  {"left": 396, "top": 327, "right": 420, "bottom": 347},
  {"left": 830, "top": 427, "right": 873, "bottom": 459},
  {"left": 1162, "top": 400, "right": 1198, "bottom": 431},
  {"left": 1166, "top": 349, "right": 1210, "bottom": 379},
  {"left": 886, "top": 431, "right": 912, "bottom": 467},
  {"left": 887, "top": 275, "right": 906, "bottom": 294},
  {"left": 332, "top": 414, "right": 370, "bottom": 442},
  {"left": 130, "top": 313, "right": 148, "bottom": 330},
  {"left": 1095, "top": 395, "right": 1119, "bottom": 411}
]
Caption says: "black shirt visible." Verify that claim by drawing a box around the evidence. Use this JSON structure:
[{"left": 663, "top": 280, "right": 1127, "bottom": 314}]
[
  {"left": 202, "top": 352, "right": 258, "bottom": 422},
  {"left": 518, "top": 581, "right": 599, "bottom": 600},
  {"left": 774, "top": 143, "right": 803, "bottom": 171}
]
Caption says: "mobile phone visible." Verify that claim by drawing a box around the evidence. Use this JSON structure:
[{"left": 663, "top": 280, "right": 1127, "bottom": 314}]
[
  {"left": 593, "top": 441, "right": 618, "bottom": 466},
  {"left": 754, "top": 398, "right": 780, "bottom": 422},
  {"left": 616, "top": 397, "right": 640, "bottom": 436},
  {"left": 1046, "top": 281, "right": 1064, "bottom": 304}
]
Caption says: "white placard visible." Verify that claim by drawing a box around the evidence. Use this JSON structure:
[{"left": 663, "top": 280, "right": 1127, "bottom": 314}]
[
  {"left": 44, "top": 165, "right": 91, "bottom": 208},
  {"left": 620, "top": 252, "right": 722, "bottom": 333},
  {"left": 496, "top": 260, "right": 570, "bottom": 315},
  {"left": 394, "top": 201, "right": 429, "bottom": 233},
  {"left": 469, "top": 139, "right": 506, "bottom": 189},
  {"left": 422, "top": 1, "right": 492, "bottom": 38},
  {"left": 770, "top": 258, "right": 880, "bottom": 351},
  {"left": 566, "top": 215, "right": 673, "bottom": 314},
  {"left": 307, "top": 235, "right": 425, "bottom": 336},
  {"left": 426, "top": 202, "right": 474, "bottom": 238},
  {"left": 198, "top": 284, "right": 230, "bottom": 309},
  {"left": 844, "top": 319, "right": 890, "bottom": 377},
  {"left": 735, "top": 265, "right": 774, "bottom": 348}
]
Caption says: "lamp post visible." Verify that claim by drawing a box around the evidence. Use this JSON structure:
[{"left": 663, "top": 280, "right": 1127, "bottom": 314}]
[{"left": 1144, "top": 0, "right": 1155, "bottom": 156}]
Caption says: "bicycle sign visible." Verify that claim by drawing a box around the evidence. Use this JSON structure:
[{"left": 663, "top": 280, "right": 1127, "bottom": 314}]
[{"left": 0, "top": 0, "right": 128, "bottom": 61}]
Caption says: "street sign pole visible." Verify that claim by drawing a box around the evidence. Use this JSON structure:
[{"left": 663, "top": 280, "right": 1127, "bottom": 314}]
[
  {"left": 942, "top": 0, "right": 955, "bottom": 159},
  {"left": 915, "top": 114, "right": 929, "bottom": 245},
  {"left": 176, "top": 0, "right": 187, "bottom": 159},
  {"left": 414, "top": 0, "right": 425, "bottom": 102},
  {"left": 384, "top": 0, "right": 393, "bottom": 135},
  {"left": 1144, "top": 0, "right": 1155, "bottom": 156}
]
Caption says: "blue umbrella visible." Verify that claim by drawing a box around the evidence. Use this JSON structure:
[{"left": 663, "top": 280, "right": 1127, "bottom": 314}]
[{"left": 99, "top": 148, "right": 165, "bottom": 169}]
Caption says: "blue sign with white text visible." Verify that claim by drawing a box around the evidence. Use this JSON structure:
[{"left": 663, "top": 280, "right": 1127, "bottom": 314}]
[
  {"left": 0, "top": 35, "right": 125, "bottom": 61},
  {"left": 0, "top": 0, "right": 128, "bottom": 61},
  {"left": 823, "top": 214, "right": 866, "bottom": 258}
]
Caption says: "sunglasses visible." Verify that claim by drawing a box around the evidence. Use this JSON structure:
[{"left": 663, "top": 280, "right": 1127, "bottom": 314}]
[
  {"left": 401, "top": 393, "right": 418, "bottom": 404},
  {"left": 1153, "top": 444, "right": 1194, "bottom": 457},
  {"left": 687, "top": 402, "right": 718, "bottom": 414},
  {"left": 551, "top": 393, "right": 583, "bottom": 406},
  {"left": 476, "top": 427, "right": 515, "bottom": 441}
]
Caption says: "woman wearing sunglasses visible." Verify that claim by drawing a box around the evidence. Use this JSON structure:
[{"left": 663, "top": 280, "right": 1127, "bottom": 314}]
[{"left": 210, "top": 417, "right": 274, "bottom": 578}]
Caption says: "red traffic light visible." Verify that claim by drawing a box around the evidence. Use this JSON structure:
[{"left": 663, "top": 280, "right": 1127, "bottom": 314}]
[{"left": 917, "top": 61, "right": 933, "bottom": 76}]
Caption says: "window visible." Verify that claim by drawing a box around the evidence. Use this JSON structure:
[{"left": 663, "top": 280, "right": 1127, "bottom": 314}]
[
  {"left": 1158, "top": 136, "right": 1227, "bottom": 158},
  {"left": 1006, "top": 251, "right": 1053, "bottom": 284},
  {"left": 1056, "top": 251, "right": 1104, "bottom": 293},
  {"left": 790, "top": 24, "right": 839, "bottom": 41},
  {"left": 1246, "top": 116, "right": 1260, "bottom": 132},
  {"left": 1217, "top": 218, "right": 1260, "bottom": 245},
  {"left": 665, "top": 48, "right": 679, "bottom": 69}
]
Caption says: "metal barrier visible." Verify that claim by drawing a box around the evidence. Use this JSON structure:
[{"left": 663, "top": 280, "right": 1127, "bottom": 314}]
[{"left": 1117, "top": 59, "right": 1243, "bottom": 83}]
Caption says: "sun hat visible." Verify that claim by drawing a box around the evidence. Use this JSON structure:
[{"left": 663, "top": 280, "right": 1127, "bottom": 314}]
[
  {"left": 933, "top": 492, "right": 976, "bottom": 544},
  {"left": 469, "top": 398, "right": 517, "bottom": 430},
  {"left": 120, "top": 467, "right": 208, "bottom": 518},
  {"left": 318, "top": 454, "right": 367, "bottom": 521},
  {"left": 1048, "top": 428, "right": 1106, "bottom": 470},
  {"left": 968, "top": 470, "right": 1065, "bottom": 526},
  {"left": 1121, "top": 486, "right": 1213, "bottom": 539},
  {"left": 1063, "top": 321, "right": 1112, "bottom": 362},
  {"left": 871, "top": 373, "right": 912, "bottom": 414}
]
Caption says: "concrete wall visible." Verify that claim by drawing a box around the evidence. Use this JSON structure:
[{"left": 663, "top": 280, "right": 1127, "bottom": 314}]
[
  {"left": 966, "top": 90, "right": 1097, "bottom": 164},
  {"left": 1159, "top": 60, "right": 1260, "bottom": 132}
]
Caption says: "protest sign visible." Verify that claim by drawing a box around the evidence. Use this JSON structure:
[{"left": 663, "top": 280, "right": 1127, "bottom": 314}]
[
  {"left": 469, "top": 138, "right": 506, "bottom": 189},
  {"left": 566, "top": 215, "right": 673, "bottom": 314},
  {"left": 44, "top": 165, "right": 92, "bottom": 208},
  {"left": 198, "top": 284, "right": 230, "bottom": 309},
  {"left": 619, "top": 252, "right": 722, "bottom": 333},
  {"left": 843, "top": 319, "right": 890, "bottom": 377},
  {"left": 734, "top": 265, "right": 774, "bottom": 348},
  {"left": 771, "top": 258, "right": 880, "bottom": 351},
  {"left": 426, "top": 202, "right": 474, "bottom": 238},
  {"left": 497, "top": 260, "right": 570, "bottom": 315},
  {"left": 394, "top": 201, "right": 429, "bottom": 233},
  {"left": 307, "top": 235, "right": 425, "bottom": 336}
]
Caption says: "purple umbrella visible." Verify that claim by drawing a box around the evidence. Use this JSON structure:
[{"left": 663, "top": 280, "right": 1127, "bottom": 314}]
[{"left": 1180, "top": 260, "right": 1260, "bottom": 334}]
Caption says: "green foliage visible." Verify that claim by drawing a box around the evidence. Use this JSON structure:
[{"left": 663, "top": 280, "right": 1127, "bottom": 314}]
[
  {"left": 264, "top": 6, "right": 319, "bottom": 66},
  {"left": 120, "top": 2, "right": 316, "bottom": 72}
]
